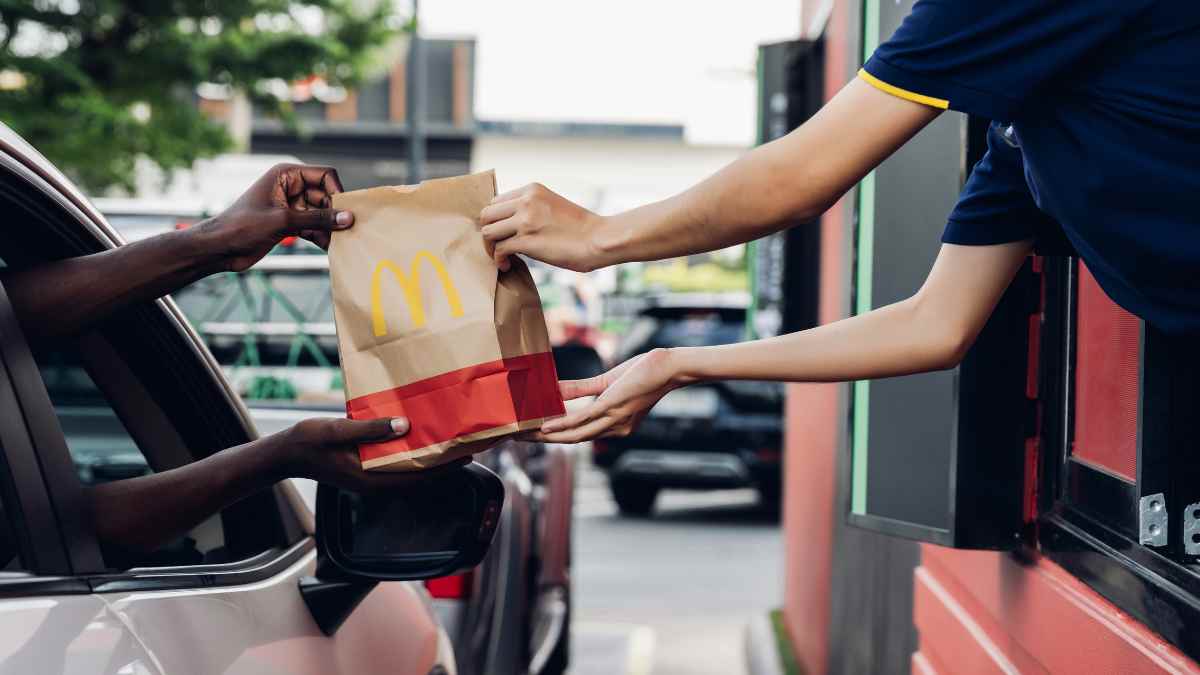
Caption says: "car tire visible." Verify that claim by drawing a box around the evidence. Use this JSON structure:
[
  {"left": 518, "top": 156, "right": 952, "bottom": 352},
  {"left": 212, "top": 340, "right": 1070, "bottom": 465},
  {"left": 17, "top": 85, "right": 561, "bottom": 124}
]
[
  {"left": 539, "top": 592, "right": 571, "bottom": 675},
  {"left": 758, "top": 481, "right": 783, "bottom": 514},
  {"left": 611, "top": 480, "right": 658, "bottom": 516}
]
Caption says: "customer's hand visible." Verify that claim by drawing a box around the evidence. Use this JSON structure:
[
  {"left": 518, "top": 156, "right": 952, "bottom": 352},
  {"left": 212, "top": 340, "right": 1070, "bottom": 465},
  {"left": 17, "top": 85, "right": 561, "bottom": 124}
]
[
  {"left": 278, "top": 417, "right": 467, "bottom": 492},
  {"left": 532, "top": 349, "right": 685, "bottom": 444},
  {"left": 480, "top": 183, "right": 607, "bottom": 273},
  {"left": 195, "top": 163, "right": 353, "bottom": 272}
]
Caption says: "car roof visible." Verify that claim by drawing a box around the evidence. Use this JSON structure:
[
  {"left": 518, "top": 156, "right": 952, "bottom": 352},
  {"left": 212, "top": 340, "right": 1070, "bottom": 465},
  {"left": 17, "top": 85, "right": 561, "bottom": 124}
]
[
  {"left": 0, "top": 123, "right": 121, "bottom": 248},
  {"left": 93, "top": 197, "right": 208, "bottom": 218}
]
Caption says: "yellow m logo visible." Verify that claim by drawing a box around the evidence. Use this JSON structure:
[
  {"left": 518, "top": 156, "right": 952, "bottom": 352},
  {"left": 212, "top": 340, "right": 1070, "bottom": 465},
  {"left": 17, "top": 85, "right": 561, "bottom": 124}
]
[{"left": 370, "top": 251, "right": 465, "bottom": 336}]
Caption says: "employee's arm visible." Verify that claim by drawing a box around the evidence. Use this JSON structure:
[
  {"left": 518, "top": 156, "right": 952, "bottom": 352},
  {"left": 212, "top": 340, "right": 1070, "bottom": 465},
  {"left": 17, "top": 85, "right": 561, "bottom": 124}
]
[
  {"left": 481, "top": 77, "right": 941, "bottom": 271},
  {"left": 1, "top": 164, "right": 353, "bottom": 340},
  {"left": 534, "top": 241, "right": 1031, "bottom": 443}
]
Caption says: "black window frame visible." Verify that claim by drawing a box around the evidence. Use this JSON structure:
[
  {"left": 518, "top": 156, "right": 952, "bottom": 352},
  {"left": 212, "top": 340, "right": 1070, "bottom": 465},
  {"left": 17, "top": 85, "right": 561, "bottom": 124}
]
[
  {"left": 1037, "top": 255, "right": 1200, "bottom": 662},
  {"left": 0, "top": 149, "right": 312, "bottom": 594},
  {"left": 0, "top": 280, "right": 84, "bottom": 585}
]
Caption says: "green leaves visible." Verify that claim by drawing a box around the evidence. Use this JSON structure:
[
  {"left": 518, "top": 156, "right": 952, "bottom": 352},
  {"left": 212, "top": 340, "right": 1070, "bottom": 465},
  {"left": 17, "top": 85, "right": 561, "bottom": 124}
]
[{"left": 0, "top": 0, "right": 403, "bottom": 192}]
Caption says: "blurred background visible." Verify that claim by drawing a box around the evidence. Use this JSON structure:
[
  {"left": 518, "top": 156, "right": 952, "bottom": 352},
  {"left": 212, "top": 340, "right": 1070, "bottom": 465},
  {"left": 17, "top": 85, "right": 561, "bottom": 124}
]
[{"left": 0, "top": 1, "right": 807, "bottom": 674}]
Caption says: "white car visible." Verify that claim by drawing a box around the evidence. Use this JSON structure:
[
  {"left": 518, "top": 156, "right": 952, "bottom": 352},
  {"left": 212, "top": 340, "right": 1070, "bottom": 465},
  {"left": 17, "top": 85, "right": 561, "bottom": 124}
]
[{"left": 0, "top": 126, "right": 457, "bottom": 673}]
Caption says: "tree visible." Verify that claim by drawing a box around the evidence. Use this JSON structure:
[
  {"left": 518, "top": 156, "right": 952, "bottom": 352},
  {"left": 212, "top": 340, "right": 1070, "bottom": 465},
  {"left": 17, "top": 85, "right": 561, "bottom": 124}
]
[{"left": 0, "top": 1, "right": 403, "bottom": 192}]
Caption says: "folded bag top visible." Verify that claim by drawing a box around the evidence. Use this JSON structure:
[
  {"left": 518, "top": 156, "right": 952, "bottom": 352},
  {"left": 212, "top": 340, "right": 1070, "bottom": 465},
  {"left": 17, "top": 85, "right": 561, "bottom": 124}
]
[{"left": 329, "top": 170, "right": 564, "bottom": 471}]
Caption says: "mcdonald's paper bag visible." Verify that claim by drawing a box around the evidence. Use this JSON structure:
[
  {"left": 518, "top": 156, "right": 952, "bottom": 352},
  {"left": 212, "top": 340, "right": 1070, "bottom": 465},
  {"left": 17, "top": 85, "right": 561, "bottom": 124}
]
[{"left": 328, "top": 170, "right": 565, "bottom": 471}]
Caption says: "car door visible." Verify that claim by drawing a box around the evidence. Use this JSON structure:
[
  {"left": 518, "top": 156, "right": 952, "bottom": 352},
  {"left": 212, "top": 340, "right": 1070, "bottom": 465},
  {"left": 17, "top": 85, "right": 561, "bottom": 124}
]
[
  {"left": 0, "top": 284, "right": 160, "bottom": 675},
  {"left": 0, "top": 131, "right": 451, "bottom": 675},
  {"left": 0, "top": 280, "right": 448, "bottom": 675}
]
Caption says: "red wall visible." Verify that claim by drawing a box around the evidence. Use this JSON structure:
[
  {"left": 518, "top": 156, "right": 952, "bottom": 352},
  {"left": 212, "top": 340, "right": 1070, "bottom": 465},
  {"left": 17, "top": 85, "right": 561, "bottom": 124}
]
[
  {"left": 915, "top": 546, "right": 1200, "bottom": 674},
  {"left": 781, "top": 3, "right": 1200, "bottom": 674},
  {"left": 780, "top": 2, "right": 854, "bottom": 674}
]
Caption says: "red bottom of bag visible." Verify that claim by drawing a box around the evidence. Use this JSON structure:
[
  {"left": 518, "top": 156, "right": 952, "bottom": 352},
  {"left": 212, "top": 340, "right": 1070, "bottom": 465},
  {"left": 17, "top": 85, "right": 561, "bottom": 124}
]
[{"left": 346, "top": 351, "right": 565, "bottom": 467}]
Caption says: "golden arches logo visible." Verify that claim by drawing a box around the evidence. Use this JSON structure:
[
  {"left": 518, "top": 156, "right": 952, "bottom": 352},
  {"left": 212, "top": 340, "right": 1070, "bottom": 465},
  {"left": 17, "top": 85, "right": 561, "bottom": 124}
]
[{"left": 370, "top": 251, "right": 464, "bottom": 336}]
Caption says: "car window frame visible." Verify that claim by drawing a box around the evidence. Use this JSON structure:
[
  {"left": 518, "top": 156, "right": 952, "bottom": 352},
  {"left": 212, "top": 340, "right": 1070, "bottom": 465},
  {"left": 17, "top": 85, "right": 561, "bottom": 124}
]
[
  {"left": 0, "top": 146, "right": 311, "bottom": 592},
  {"left": 0, "top": 282, "right": 80, "bottom": 581}
]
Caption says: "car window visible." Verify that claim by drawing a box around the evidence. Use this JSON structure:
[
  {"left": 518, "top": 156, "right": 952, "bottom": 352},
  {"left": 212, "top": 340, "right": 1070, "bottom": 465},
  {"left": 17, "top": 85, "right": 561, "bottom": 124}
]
[
  {"left": 625, "top": 310, "right": 747, "bottom": 355},
  {"left": 32, "top": 343, "right": 227, "bottom": 568},
  {"left": 0, "top": 174, "right": 296, "bottom": 573}
]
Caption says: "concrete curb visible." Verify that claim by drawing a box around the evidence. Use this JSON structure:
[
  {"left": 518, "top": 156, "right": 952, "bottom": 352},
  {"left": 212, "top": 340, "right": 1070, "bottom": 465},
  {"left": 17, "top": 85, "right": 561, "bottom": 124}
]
[{"left": 744, "top": 612, "right": 785, "bottom": 675}]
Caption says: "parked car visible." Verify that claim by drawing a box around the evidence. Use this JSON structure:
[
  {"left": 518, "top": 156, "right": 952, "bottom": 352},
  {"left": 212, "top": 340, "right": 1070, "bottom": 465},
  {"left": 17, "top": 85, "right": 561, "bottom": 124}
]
[
  {"left": 128, "top": 228, "right": 574, "bottom": 675},
  {"left": 89, "top": 197, "right": 209, "bottom": 242},
  {"left": 528, "top": 260, "right": 606, "bottom": 381},
  {"left": 0, "top": 125, "right": 457, "bottom": 672},
  {"left": 594, "top": 293, "right": 785, "bottom": 515}
]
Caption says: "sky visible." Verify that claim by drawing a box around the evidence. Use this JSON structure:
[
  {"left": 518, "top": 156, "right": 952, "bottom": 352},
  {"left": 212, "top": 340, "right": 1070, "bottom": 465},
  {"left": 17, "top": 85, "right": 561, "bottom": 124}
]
[{"left": 421, "top": 0, "right": 803, "bottom": 147}]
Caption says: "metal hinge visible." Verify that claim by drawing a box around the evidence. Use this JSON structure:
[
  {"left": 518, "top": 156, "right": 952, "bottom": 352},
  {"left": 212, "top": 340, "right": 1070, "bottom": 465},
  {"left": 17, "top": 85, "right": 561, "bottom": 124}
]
[
  {"left": 1184, "top": 502, "right": 1200, "bottom": 556},
  {"left": 1139, "top": 493, "right": 1168, "bottom": 547}
]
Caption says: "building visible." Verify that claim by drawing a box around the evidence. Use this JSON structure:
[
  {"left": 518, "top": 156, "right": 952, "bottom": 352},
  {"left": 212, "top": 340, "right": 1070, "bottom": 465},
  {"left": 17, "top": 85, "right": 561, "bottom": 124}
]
[
  {"left": 247, "top": 38, "right": 478, "bottom": 189},
  {"left": 766, "top": 2, "right": 1200, "bottom": 674}
]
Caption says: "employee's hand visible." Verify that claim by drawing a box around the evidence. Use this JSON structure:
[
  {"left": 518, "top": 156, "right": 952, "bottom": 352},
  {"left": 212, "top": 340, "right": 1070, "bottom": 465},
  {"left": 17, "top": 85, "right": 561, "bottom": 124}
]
[
  {"left": 195, "top": 163, "right": 353, "bottom": 272},
  {"left": 532, "top": 349, "right": 686, "bottom": 443},
  {"left": 280, "top": 417, "right": 467, "bottom": 493},
  {"left": 480, "top": 183, "right": 607, "bottom": 273}
]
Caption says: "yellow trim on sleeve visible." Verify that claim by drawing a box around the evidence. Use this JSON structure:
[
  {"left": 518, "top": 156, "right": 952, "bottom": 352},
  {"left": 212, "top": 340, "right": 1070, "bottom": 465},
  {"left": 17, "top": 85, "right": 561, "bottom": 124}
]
[{"left": 857, "top": 68, "right": 949, "bottom": 110}]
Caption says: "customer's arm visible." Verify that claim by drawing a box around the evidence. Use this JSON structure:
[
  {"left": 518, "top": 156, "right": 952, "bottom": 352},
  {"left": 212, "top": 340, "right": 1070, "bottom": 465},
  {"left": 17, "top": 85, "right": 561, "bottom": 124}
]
[
  {"left": 481, "top": 77, "right": 941, "bottom": 272},
  {"left": 88, "top": 416, "right": 464, "bottom": 556},
  {"left": 2, "top": 164, "right": 352, "bottom": 340},
  {"left": 533, "top": 241, "right": 1031, "bottom": 443}
]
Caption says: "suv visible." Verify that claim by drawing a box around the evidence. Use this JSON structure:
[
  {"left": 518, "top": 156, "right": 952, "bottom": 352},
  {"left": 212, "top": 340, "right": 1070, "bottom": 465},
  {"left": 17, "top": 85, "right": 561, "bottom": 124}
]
[
  {"left": 0, "top": 125, "right": 457, "bottom": 672},
  {"left": 594, "top": 294, "right": 785, "bottom": 515}
]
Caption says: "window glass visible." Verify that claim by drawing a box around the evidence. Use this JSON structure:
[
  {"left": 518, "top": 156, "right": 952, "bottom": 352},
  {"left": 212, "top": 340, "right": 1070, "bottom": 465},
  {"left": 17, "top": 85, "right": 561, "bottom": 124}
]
[
  {"left": 356, "top": 76, "right": 391, "bottom": 121},
  {"left": 623, "top": 308, "right": 748, "bottom": 355},
  {"left": 424, "top": 40, "right": 456, "bottom": 125},
  {"left": 1072, "top": 261, "right": 1139, "bottom": 481},
  {"left": 33, "top": 344, "right": 227, "bottom": 567}
]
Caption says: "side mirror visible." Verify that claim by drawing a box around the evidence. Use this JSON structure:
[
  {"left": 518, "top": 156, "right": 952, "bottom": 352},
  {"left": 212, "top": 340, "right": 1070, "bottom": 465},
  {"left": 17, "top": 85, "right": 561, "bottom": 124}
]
[
  {"left": 315, "top": 461, "right": 505, "bottom": 580},
  {"left": 303, "top": 462, "right": 505, "bottom": 635}
]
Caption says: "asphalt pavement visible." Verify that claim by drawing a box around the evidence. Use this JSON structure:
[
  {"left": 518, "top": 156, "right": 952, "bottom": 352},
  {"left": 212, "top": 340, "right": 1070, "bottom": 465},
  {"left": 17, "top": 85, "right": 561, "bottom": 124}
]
[{"left": 568, "top": 453, "right": 783, "bottom": 675}]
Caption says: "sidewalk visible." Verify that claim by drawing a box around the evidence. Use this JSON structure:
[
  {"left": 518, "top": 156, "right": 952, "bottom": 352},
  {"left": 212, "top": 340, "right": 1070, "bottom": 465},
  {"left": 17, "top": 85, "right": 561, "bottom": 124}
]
[{"left": 745, "top": 610, "right": 801, "bottom": 675}]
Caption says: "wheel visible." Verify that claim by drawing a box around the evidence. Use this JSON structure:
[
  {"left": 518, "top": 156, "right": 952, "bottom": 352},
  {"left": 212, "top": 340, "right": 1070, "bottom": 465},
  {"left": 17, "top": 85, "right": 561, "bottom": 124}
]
[
  {"left": 611, "top": 480, "right": 658, "bottom": 516},
  {"left": 758, "top": 480, "right": 783, "bottom": 515},
  {"left": 540, "top": 488, "right": 573, "bottom": 675},
  {"left": 539, "top": 591, "right": 571, "bottom": 675}
]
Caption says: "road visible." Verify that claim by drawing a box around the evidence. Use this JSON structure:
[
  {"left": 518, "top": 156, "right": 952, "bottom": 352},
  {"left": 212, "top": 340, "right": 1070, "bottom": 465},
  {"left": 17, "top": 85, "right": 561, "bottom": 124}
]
[{"left": 568, "top": 456, "right": 783, "bottom": 675}]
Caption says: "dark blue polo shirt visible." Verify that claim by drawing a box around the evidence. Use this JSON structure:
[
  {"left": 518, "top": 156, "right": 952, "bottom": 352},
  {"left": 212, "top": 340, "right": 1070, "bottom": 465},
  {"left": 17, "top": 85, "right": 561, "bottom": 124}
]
[{"left": 861, "top": 1, "right": 1200, "bottom": 334}]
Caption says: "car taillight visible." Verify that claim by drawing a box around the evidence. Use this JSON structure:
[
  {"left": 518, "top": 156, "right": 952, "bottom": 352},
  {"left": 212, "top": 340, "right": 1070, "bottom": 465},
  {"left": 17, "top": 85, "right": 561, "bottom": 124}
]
[
  {"left": 174, "top": 219, "right": 196, "bottom": 230},
  {"left": 425, "top": 571, "right": 473, "bottom": 599},
  {"left": 279, "top": 235, "right": 297, "bottom": 247},
  {"left": 755, "top": 447, "right": 782, "bottom": 464},
  {"left": 563, "top": 324, "right": 601, "bottom": 349}
]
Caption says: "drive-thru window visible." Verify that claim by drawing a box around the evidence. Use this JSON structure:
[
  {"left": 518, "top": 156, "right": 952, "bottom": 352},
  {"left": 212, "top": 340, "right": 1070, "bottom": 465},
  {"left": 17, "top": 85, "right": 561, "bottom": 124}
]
[{"left": 776, "top": 1, "right": 1200, "bottom": 672}]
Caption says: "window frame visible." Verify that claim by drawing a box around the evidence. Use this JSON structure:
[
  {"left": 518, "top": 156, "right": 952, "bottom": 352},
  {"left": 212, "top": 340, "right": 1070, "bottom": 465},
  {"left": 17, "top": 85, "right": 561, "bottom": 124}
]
[
  {"left": 0, "top": 146, "right": 311, "bottom": 594},
  {"left": 0, "top": 283, "right": 79, "bottom": 579},
  {"left": 1036, "top": 255, "right": 1200, "bottom": 661},
  {"left": 1052, "top": 257, "right": 1140, "bottom": 538}
]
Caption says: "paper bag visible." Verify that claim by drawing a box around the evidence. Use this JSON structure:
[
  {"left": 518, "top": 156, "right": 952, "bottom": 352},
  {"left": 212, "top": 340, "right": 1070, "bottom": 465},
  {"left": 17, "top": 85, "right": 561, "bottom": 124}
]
[{"left": 328, "top": 170, "right": 565, "bottom": 471}]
